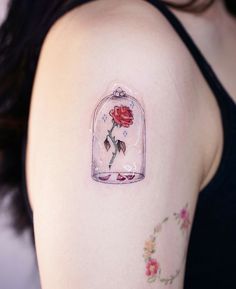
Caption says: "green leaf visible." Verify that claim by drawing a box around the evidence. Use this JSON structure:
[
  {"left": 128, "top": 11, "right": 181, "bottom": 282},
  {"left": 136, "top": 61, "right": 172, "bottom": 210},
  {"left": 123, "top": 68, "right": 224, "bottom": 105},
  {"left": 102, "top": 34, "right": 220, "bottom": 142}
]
[
  {"left": 117, "top": 140, "right": 126, "bottom": 154},
  {"left": 104, "top": 138, "right": 111, "bottom": 151}
]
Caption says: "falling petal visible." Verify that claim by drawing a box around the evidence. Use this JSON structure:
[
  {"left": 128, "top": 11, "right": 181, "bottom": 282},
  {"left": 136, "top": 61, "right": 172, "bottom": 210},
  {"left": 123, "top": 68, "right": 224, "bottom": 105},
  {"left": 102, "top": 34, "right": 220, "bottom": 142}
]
[
  {"left": 98, "top": 174, "right": 111, "bottom": 181},
  {"left": 117, "top": 173, "right": 126, "bottom": 181},
  {"left": 125, "top": 174, "right": 135, "bottom": 180}
]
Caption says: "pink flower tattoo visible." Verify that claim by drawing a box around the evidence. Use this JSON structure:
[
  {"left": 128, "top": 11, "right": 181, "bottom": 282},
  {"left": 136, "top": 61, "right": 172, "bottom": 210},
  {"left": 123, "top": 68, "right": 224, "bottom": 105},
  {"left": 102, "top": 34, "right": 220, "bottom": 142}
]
[
  {"left": 146, "top": 258, "right": 159, "bottom": 278},
  {"left": 174, "top": 203, "right": 191, "bottom": 233}
]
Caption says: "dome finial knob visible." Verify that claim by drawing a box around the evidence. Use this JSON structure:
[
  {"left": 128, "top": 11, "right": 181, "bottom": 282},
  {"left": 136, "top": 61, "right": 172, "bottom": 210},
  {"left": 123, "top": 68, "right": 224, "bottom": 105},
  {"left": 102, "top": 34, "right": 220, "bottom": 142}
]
[{"left": 112, "top": 87, "right": 126, "bottom": 97}]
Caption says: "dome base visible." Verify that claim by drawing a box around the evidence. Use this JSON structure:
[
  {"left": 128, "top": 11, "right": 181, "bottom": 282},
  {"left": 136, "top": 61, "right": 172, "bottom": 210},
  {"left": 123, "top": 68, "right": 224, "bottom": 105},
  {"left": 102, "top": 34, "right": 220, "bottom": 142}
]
[{"left": 92, "top": 172, "right": 144, "bottom": 184}]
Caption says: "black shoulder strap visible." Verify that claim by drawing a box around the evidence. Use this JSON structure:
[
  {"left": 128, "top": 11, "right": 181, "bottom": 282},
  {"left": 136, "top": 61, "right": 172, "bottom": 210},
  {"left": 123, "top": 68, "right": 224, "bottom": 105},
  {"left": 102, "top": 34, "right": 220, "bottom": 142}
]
[
  {"left": 147, "top": 0, "right": 235, "bottom": 196},
  {"left": 147, "top": 0, "right": 235, "bottom": 107}
]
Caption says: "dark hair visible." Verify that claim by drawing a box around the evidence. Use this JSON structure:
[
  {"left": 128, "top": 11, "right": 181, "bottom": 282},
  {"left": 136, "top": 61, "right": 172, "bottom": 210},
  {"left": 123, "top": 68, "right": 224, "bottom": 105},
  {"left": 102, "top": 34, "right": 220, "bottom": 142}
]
[{"left": 0, "top": 0, "right": 235, "bottom": 245}]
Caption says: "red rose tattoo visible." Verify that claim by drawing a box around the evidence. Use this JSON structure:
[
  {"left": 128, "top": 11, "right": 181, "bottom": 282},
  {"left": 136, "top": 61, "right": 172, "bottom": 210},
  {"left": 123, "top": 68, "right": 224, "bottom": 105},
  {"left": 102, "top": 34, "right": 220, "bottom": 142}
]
[
  {"left": 104, "top": 105, "right": 134, "bottom": 169},
  {"left": 109, "top": 105, "right": 133, "bottom": 127}
]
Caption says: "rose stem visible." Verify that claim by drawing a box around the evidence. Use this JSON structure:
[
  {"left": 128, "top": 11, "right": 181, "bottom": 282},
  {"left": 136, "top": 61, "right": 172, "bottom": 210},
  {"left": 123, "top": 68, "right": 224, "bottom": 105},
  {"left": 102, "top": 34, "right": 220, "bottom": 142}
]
[{"left": 107, "top": 121, "right": 118, "bottom": 169}]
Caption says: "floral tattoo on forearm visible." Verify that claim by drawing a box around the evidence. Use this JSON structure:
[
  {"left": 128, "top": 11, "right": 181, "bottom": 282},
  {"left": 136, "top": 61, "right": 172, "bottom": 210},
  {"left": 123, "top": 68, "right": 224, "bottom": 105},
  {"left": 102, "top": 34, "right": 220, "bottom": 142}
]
[{"left": 143, "top": 203, "right": 191, "bottom": 284}]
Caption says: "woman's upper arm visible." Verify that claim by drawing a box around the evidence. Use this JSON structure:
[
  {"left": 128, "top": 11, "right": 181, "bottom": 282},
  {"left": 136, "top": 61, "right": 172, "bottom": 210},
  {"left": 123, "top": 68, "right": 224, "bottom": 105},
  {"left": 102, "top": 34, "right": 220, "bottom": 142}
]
[{"left": 27, "top": 5, "right": 207, "bottom": 289}]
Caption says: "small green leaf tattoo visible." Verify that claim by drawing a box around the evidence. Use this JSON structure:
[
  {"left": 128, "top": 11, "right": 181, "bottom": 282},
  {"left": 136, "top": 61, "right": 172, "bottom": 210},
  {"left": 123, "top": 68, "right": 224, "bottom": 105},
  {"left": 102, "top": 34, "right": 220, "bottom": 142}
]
[
  {"left": 104, "top": 137, "right": 111, "bottom": 151},
  {"left": 117, "top": 140, "right": 126, "bottom": 154}
]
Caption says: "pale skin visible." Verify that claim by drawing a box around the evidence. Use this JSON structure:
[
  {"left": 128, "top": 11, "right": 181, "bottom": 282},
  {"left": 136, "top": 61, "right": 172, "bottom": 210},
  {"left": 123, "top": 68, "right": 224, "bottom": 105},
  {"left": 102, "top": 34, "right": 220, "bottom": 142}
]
[{"left": 26, "top": 1, "right": 236, "bottom": 288}]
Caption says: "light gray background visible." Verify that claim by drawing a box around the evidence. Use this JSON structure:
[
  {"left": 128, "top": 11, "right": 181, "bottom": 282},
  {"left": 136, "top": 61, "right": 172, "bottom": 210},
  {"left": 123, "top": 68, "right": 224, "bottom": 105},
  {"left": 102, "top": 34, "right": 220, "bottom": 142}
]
[
  {"left": 0, "top": 199, "right": 40, "bottom": 289},
  {"left": 0, "top": 1, "right": 41, "bottom": 288}
]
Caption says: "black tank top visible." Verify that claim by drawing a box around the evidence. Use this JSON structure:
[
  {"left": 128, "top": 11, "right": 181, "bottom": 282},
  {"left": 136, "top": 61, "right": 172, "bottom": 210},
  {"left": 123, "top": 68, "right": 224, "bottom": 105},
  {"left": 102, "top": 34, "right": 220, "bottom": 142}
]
[{"left": 21, "top": 1, "right": 236, "bottom": 288}]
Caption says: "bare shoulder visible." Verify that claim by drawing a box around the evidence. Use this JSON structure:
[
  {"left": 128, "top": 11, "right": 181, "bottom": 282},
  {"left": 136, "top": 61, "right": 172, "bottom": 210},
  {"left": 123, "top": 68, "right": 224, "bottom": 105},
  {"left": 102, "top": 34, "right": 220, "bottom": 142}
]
[
  {"left": 28, "top": 0, "right": 221, "bottom": 204},
  {"left": 26, "top": 1, "right": 222, "bottom": 288},
  {"left": 34, "top": 0, "right": 219, "bottom": 191},
  {"left": 40, "top": 0, "right": 197, "bottom": 62},
  {"left": 36, "top": 0, "right": 205, "bottom": 106}
]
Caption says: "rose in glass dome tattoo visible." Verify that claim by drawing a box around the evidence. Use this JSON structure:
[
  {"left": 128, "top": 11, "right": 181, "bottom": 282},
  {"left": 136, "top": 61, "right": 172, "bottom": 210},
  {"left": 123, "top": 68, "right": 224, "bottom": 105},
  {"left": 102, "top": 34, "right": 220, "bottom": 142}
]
[{"left": 91, "top": 86, "right": 146, "bottom": 184}]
